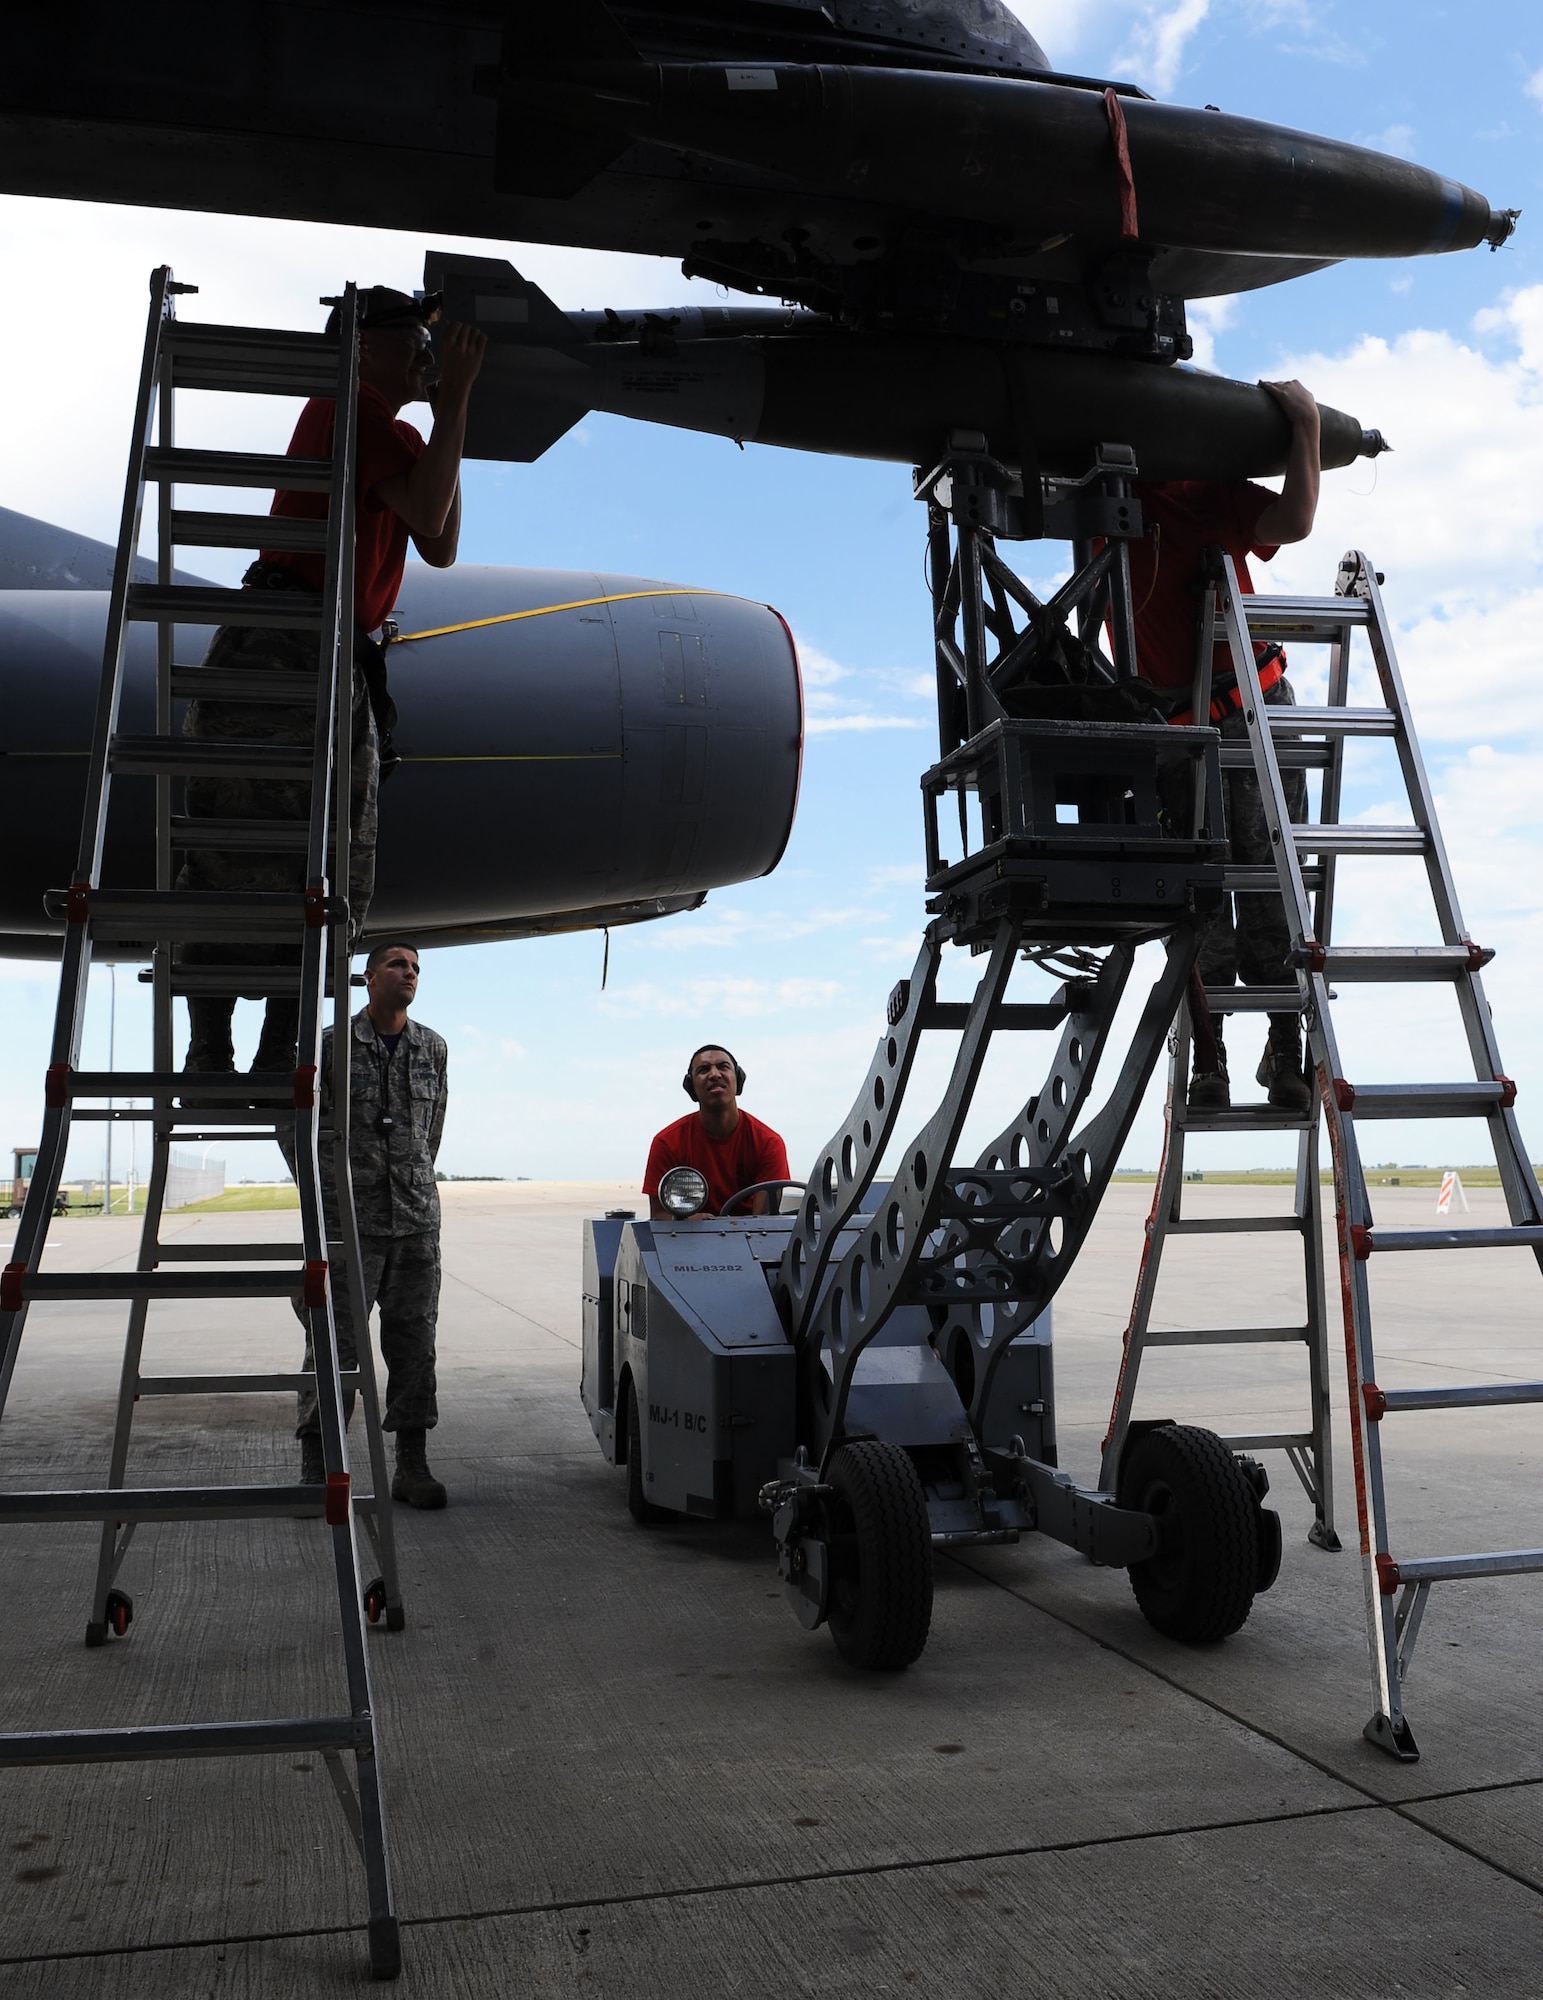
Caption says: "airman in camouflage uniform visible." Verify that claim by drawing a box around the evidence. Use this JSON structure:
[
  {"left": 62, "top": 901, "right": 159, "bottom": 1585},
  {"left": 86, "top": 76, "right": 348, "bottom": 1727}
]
[
  {"left": 179, "top": 611, "right": 380, "bottom": 1074},
  {"left": 292, "top": 943, "right": 451, "bottom": 1509}
]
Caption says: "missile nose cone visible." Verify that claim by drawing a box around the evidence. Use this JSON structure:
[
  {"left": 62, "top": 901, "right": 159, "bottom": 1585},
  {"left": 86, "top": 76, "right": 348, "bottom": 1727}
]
[
  {"left": 1360, "top": 428, "right": 1392, "bottom": 458},
  {"left": 1486, "top": 207, "right": 1522, "bottom": 249}
]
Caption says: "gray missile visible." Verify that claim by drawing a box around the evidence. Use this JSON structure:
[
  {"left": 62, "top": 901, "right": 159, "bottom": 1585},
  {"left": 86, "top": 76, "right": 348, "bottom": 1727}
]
[
  {"left": 0, "top": 546, "right": 803, "bottom": 959},
  {"left": 431, "top": 254, "right": 1387, "bottom": 484},
  {"left": 497, "top": 58, "right": 1516, "bottom": 264}
]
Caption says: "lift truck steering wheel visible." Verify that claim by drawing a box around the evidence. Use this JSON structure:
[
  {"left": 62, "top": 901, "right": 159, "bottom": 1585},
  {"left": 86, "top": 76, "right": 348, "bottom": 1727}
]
[{"left": 720, "top": 1180, "right": 807, "bottom": 1217}]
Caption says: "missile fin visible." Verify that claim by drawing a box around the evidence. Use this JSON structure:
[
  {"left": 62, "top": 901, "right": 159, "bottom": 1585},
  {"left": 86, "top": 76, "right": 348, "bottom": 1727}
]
[{"left": 423, "top": 250, "right": 576, "bottom": 347}]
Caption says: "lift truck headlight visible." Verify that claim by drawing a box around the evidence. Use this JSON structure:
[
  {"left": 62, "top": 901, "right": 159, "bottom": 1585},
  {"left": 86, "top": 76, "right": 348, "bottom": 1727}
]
[{"left": 659, "top": 1166, "right": 709, "bottom": 1217}]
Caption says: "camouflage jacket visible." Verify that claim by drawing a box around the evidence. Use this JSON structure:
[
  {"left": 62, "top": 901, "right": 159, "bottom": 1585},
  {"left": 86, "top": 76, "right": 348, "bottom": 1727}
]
[{"left": 319, "top": 1010, "right": 448, "bottom": 1238}]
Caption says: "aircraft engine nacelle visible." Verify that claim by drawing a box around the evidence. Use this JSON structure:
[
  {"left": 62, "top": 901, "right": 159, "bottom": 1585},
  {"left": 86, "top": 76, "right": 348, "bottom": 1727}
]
[{"left": 0, "top": 564, "right": 804, "bottom": 954}]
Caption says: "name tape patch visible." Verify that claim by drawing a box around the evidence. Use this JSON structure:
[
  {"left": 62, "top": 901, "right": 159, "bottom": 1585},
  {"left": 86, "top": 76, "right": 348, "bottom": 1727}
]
[{"left": 726, "top": 68, "right": 778, "bottom": 90}]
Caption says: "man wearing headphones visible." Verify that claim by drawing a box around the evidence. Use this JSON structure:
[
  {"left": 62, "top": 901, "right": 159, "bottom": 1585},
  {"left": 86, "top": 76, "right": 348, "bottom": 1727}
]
[{"left": 644, "top": 1045, "right": 791, "bottom": 1219}]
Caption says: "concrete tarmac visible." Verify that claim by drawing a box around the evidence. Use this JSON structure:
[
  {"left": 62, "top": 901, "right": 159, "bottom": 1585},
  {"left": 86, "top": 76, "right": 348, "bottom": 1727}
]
[{"left": 3, "top": 1178, "right": 1542, "bottom": 1996}]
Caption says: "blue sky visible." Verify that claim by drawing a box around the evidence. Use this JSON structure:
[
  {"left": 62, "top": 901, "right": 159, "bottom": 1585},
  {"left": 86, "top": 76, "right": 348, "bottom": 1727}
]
[{"left": 3, "top": 0, "right": 1542, "bottom": 1188}]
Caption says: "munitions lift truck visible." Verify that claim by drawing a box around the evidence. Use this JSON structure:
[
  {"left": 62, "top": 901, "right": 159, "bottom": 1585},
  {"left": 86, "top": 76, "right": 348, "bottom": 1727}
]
[{"left": 584, "top": 438, "right": 1283, "bottom": 1669}]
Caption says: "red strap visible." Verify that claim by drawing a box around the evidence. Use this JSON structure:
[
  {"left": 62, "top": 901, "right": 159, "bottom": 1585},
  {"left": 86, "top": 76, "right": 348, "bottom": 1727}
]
[
  {"left": 1104, "top": 88, "right": 1140, "bottom": 241},
  {"left": 1166, "top": 654, "right": 1286, "bottom": 728}
]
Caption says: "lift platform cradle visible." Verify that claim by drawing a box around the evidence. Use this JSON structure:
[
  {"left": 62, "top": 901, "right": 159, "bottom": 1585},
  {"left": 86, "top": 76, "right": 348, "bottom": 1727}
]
[{"left": 585, "top": 436, "right": 1286, "bottom": 1672}]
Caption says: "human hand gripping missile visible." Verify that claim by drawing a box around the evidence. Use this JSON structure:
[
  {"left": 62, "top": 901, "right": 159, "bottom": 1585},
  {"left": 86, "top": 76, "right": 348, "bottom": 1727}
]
[{"left": 424, "top": 250, "right": 1387, "bottom": 486}]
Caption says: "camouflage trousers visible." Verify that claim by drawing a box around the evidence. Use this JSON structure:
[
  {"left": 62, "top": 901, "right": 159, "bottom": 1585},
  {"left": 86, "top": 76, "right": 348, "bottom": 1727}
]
[
  {"left": 178, "top": 621, "right": 378, "bottom": 1068},
  {"left": 1200, "top": 675, "right": 1307, "bottom": 1020},
  {"left": 295, "top": 1229, "right": 441, "bottom": 1438}
]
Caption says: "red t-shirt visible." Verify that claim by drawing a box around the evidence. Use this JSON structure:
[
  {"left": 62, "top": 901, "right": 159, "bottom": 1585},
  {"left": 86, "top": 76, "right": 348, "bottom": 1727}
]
[
  {"left": 644, "top": 1110, "right": 792, "bottom": 1217},
  {"left": 1126, "top": 480, "right": 1282, "bottom": 691},
  {"left": 262, "top": 382, "right": 426, "bottom": 633}
]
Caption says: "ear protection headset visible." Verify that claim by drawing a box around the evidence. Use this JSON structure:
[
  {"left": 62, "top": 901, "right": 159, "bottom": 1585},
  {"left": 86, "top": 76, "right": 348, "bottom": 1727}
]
[{"left": 683, "top": 1045, "right": 746, "bottom": 1101}]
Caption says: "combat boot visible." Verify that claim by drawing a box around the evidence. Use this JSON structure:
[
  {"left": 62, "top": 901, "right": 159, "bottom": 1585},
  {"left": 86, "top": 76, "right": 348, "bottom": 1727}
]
[
  {"left": 1257, "top": 1018, "right": 1312, "bottom": 1114},
  {"left": 392, "top": 1428, "right": 448, "bottom": 1510},
  {"left": 299, "top": 1433, "right": 326, "bottom": 1484},
  {"left": 1187, "top": 1026, "right": 1230, "bottom": 1111}
]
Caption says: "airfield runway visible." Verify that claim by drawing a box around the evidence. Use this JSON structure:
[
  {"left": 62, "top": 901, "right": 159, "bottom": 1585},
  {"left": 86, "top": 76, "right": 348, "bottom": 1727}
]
[{"left": 3, "top": 1179, "right": 1542, "bottom": 1996}]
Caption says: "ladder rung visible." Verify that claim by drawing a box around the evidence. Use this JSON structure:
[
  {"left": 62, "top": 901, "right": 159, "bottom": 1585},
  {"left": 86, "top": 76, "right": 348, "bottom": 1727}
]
[
  {"left": 169, "top": 666, "right": 320, "bottom": 704},
  {"left": 63, "top": 1071, "right": 295, "bottom": 1102},
  {"left": 0, "top": 1484, "right": 324, "bottom": 1523},
  {"left": 1307, "top": 945, "right": 1488, "bottom": 982},
  {"left": 1344, "top": 1082, "right": 1512, "bottom": 1120},
  {"left": 15, "top": 1271, "right": 305, "bottom": 1303},
  {"left": 1267, "top": 707, "right": 1396, "bottom": 737},
  {"left": 1391, "top": 1550, "right": 1543, "bottom": 1586},
  {"left": 1218, "top": 1432, "right": 1313, "bottom": 1453},
  {"left": 152, "top": 1242, "right": 304, "bottom": 1261},
  {"left": 1144, "top": 1324, "right": 1308, "bottom": 1346},
  {"left": 110, "top": 737, "right": 314, "bottom": 780},
  {"left": 0, "top": 1716, "right": 373, "bottom": 1770},
  {"left": 1180, "top": 1108, "right": 1314, "bottom": 1135},
  {"left": 1234, "top": 594, "right": 1374, "bottom": 634},
  {"left": 1202, "top": 985, "right": 1301, "bottom": 1013},
  {"left": 168, "top": 816, "right": 312, "bottom": 852},
  {"left": 144, "top": 447, "right": 333, "bottom": 492},
  {"left": 138, "top": 1370, "right": 360, "bottom": 1395},
  {"left": 163, "top": 323, "right": 341, "bottom": 396},
  {"left": 168, "top": 510, "right": 327, "bottom": 554},
  {"left": 1291, "top": 826, "right": 1426, "bottom": 856},
  {"left": 1224, "top": 866, "right": 1325, "bottom": 895},
  {"left": 42, "top": 887, "right": 340, "bottom": 942},
  {"left": 162, "top": 969, "right": 307, "bottom": 998},
  {"left": 1167, "top": 1214, "right": 1306, "bottom": 1234},
  {"left": 1380, "top": 1382, "right": 1543, "bottom": 1413},
  {"left": 1365, "top": 1225, "right": 1543, "bottom": 1253},
  {"left": 1219, "top": 743, "right": 1330, "bottom": 770},
  {"left": 127, "top": 584, "right": 323, "bottom": 630}
]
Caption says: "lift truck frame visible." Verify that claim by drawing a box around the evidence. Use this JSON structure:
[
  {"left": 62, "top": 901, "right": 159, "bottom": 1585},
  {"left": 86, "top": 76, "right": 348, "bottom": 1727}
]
[{"left": 583, "top": 439, "right": 1283, "bottom": 1667}]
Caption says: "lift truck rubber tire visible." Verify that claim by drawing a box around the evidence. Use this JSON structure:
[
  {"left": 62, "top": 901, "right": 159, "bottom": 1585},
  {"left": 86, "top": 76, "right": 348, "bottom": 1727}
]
[
  {"left": 624, "top": 1378, "right": 672, "bottom": 1526},
  {"left": 824, "top": 1440, "right": 934, "bottom": 1670},
  {"left": 1117, "top": 1424, "right": 1266, "bottom": 1642}
]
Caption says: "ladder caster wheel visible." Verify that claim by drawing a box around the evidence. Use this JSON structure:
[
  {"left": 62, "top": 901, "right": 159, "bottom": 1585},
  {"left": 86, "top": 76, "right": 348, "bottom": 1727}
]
[
  {"left": 363, "top": 1577, "right": 387, "bottom": 1625},
  {"left": 105, "top": 1589, "right": 134, "bottom": 1638},
  {"left": 384, "top": 1604, "right": 406, "bottom": 1633},
  {"left": 368, "top": 1912, "right": 402, "bottom": 1980}
]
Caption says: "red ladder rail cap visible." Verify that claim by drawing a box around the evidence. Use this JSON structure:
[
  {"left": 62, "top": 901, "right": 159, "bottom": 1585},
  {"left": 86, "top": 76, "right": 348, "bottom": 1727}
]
[
  {"left": 45, "top": 1063, "right": 71, "bottom": 1108},
  {"left": 65, "top": 882, "right": 90, "bottom": 924},
  {"left": 1299, "top": 939, "right": 1327, "bottom": 973},
  {"left": 1350, "top": 1223, "right": 1374, "bottom": 1261},
  {"left": 1, "top": 1262, "right": 27, "bottom": 1313},
  {"left": 294, "top": 1065, "right": 318, "bottom": 1109},
  {"left": 303, "top": 1258, "right": 328, "bottom": 1308},
  {"left": 1333, "top": 1077, "right": 1356, "bottom": 1112},
  {"left": 1498, "top": 1075, "right": 1517, "bottom": 1110},
  {"left": 1375, "top": 1552, "right": 1402, "bottom": 1596},
  {"left": 1464, "top": 940, "right": 1495, "bottom": 971},
  {"left": 304, "top": 888, "right": 328, "bottom": 929},
  {"left": 324, "top": 1469, "right": 351, "bottom": 1526},
  {"left": 1362, "top": 1382, "right": 1387, "bottom": 1421}
]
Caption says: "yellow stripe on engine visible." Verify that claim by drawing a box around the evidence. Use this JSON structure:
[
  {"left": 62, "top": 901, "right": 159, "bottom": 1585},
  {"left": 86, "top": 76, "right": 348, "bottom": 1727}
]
[{"left": 391, "top": 587, "right": 728, "bottom": 644}]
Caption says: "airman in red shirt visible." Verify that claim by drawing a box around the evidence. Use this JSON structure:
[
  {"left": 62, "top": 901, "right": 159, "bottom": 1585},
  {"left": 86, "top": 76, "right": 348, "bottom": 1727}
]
[
  {"left": 1131, "top": 379, "right": 1323, "bottom": 1114},
  {"left": 645, "top": 1046, "right": 792, "bottom": 1218}
]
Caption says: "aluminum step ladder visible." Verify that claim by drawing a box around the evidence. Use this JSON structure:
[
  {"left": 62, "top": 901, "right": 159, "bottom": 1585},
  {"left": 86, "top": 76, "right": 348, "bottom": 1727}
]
[
  {"left": 1100, "top": 1005, "right": 1340, "bottom": 1552},
  {"left": 1109, "top": 546, "right": 1543, "bottom": 1761},
  {"left": 0, "top": 268, "right": 402, "bottom": 1976}
]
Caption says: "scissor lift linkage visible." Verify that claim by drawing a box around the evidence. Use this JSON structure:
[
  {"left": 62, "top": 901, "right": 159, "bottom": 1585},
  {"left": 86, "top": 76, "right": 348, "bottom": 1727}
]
[
  {"left": 1107, "top": 548, "right": 1543, "bottom": 1760},
  {"left": 0, "top": 270, "right": 402, "bottom": 1976}
]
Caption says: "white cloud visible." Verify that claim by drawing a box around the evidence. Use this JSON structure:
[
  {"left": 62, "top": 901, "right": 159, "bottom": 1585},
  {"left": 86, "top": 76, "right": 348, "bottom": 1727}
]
[
  {"left": 1185, "top": 294, "right": 1240, "bottom": 372},
  {"left": 1115, "top": 0, "right": 1211, "bottom": 93},
  {"left": 793, "top": 632, "right": 929, "bottom": 733},
  {"left": 1354, "top": 123, "right": 1417, "bottom": 160},
  {"left": 1526, "top": 65, "right": 1543, "bottom": 111}
]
